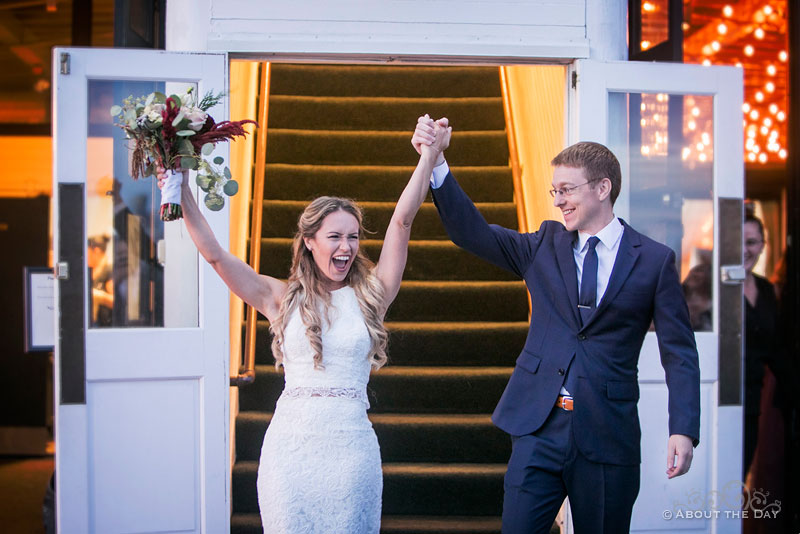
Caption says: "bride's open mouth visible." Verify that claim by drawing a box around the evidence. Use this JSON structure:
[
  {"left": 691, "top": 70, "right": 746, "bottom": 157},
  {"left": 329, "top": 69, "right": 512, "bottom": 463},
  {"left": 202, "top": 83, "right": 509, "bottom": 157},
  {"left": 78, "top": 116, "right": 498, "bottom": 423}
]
[{"left": 332, "top": 254, "right": 351, "bottom": 272}]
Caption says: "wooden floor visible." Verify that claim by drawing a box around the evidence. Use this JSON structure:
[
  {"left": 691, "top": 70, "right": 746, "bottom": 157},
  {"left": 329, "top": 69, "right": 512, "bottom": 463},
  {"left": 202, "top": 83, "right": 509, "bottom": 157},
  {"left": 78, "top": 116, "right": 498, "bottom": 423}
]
[{"left": 0, "top": 456, "right": 53, "bottom": 534}]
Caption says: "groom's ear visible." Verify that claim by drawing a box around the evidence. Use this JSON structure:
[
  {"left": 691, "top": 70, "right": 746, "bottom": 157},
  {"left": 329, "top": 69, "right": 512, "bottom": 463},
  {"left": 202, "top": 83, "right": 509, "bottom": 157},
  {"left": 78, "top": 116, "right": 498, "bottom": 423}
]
[{"left": 597, "top": 178, "right": 612, "bottom": 201}]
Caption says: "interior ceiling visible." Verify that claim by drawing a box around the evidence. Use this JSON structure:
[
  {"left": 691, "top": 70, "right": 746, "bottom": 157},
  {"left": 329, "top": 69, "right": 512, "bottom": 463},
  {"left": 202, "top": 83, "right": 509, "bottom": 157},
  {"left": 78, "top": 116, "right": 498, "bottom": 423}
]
[{"left": 0, "top": 0, "right": 113, "bottom": 124}]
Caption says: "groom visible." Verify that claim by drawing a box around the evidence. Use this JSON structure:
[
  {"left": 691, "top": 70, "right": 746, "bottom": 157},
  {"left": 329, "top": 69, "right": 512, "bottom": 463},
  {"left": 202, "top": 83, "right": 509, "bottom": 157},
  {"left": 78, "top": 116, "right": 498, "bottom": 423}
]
[{"left": 412, "top": 117, "right": 700, "bottom": 533}]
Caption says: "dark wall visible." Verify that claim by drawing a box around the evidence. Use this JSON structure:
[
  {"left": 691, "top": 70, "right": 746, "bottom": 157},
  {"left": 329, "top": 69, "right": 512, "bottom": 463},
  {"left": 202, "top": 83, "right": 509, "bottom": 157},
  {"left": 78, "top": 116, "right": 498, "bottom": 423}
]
[{"left": 0, "top": 196, "right": 50, "bottom": 427}]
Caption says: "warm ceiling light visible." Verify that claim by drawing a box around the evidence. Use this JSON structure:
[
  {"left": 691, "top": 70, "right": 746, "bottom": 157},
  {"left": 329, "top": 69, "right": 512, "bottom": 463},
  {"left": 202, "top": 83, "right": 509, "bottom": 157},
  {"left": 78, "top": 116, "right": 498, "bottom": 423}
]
[
  {"left": 696, "top": 143, "right": 705, "bottom": 151},
  {"left": 682, "top": 147, "right": 691, "bottom": 160},
  {"left": 780, "top": 149, "right": 787, "bottom": 159},
  {"left": 717, "top": 23, "right": 728, "bottom": 35},
  {"left": 744, "top": 45, "right": 755, "bottom": 56},
  {"left": 747, "top": 125, "right": 757, "bottom": 137},
  {"left": 743, "top": 102, "right": 752, "bottom": 112},
  {"left": 641, "top": 40, "right": 651, "bottom": 50},
  {"left": 763, "top": 5, "right": 774, "bottom": 15},
  {"left": 769, "top": 103, "right": 778, "bottom": 114},
  {"left": 747, "top": 138, "right": 755, "bottom": 149},
  {"left": 703, "top": 45, "right": 713, "bottom": 55},
  {"left": 755, "top": 91, "right": 765, "bottom": 102},
  {"left": 764, "top": 117, "right": 773, "bottom": 127},
  {"left": 766, "top": 81, "right": 775, "bottom": 92},
  {"left": 711, "top": 41, "right": 721, "bottom": 52},
  {"left": 736, "top": 62, "right": 744, "bottom": 68},
  {"left": 777, "top": 111, "right": 786, "bottom": 121},
  {"left": 758, "top": 153, "right": 767, "bottom": 163},
  {"left": 643, "top": 2, "right": 656, "bottom": 12},
  {"left": 692, "top": 107, "right": 701, "bottom": 116},
  {"left": 688, "top": 120, "right": 697, "bottom": 130},
  {"left": 754, "top": 28, "right": 766, "bottom": 39},
  {"left": 723, "top": 5, "right": 734, "bottom": 17},
  {"left": 683, "top": 22, "right": 690, "bottom": 31},
  {"left": 760, "top": 125, "right": 769, "bottom": 135},
  {"left": 702, "top": 59, "right": 712, "bottom": 66},
  {"left": 780, "top": 50, "right": 788, "bottom": 61},
  {"left": 748, "top": 152, "right": 757, "bottom": 162},
  {"left": 699, "top": 153, "right": 708, "bottom": 162},
  {"left": 701, "top": 132, "right": 711, "bottom": 145},
  {"left": 767, "top": 64, "right": 777, "bottom": 76},
  {"left": 750, "top": 109, "right": 760, "bottom": 120}
]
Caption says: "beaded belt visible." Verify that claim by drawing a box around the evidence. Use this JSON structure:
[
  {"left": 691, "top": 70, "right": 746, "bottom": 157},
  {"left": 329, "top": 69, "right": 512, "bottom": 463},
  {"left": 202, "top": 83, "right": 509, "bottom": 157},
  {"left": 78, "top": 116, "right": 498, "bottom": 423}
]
[{"left": 280, "top": 386, "right": 369, "bottom": 408}]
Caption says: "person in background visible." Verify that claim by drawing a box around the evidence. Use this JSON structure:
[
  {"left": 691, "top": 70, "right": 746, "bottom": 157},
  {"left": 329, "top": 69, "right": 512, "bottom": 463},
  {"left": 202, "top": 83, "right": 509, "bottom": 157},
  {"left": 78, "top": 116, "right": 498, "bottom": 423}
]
[{"left": 87, "top": 234, "right": 113, "bottom": 326}]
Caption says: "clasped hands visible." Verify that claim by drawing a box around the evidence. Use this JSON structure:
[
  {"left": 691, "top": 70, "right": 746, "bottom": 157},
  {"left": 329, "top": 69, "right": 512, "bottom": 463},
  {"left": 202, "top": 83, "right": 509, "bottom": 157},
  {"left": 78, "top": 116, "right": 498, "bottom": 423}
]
[{"left": 411, "top": 114, "right": 451, "bottom": 166}]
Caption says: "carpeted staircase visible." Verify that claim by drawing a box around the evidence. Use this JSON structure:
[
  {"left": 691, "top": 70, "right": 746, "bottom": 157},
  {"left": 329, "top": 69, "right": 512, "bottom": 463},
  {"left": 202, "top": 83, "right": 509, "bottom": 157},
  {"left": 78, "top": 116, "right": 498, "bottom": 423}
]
[{"left": 230, "top": 64, "right": 530, "bottom": 534}]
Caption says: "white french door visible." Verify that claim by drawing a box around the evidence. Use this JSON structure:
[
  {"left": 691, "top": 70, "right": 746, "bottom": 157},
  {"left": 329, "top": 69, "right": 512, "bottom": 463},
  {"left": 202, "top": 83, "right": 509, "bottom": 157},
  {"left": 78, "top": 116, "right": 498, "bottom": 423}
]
[
  {"left": 52, "top": 48, "right": 230, "bottom": 533},
  {"left": 568, "top": 60, "right": 745, "bottom": 533}
]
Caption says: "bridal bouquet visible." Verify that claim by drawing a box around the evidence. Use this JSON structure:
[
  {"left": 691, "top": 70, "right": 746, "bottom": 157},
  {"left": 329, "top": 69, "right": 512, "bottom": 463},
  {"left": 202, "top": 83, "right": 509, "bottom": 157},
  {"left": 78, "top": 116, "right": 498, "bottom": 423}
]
[{"left": 111, "top": 88, "right": 257, "bottom": 220}]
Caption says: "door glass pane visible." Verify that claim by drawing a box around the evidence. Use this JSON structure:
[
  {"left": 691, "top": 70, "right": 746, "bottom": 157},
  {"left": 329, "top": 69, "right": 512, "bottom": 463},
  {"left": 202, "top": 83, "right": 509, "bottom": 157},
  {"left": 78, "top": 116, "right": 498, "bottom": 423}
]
[
  {"left": 608, "top": 92, "right": 714, "bottom": 332},
  {"left": 639, "top": 0, "right": 670, "bottom": 53},
  {"left": 87, "top": 80, "right": 198, "bottom": 328}
]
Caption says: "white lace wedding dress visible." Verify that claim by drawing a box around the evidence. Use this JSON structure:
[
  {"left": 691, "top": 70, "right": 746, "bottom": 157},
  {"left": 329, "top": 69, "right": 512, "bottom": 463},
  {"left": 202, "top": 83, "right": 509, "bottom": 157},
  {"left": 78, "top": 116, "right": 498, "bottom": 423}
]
[{"left": 256, "top": 286, "right": 382, "bottom": 533}]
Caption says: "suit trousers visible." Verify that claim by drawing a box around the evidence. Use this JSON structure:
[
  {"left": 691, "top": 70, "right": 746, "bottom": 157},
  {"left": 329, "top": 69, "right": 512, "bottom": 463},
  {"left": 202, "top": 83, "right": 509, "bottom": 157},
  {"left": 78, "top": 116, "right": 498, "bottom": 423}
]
[{"left": 502, "top": 406, "right": 640, "bottom": 534}]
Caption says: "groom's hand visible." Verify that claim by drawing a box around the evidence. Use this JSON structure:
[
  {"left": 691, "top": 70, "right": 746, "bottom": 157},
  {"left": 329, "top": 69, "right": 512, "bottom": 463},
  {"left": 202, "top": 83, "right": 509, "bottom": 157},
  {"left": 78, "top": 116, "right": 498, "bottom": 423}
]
[{"left": 666, "top": 434, "right": 694, "bottom": 478}]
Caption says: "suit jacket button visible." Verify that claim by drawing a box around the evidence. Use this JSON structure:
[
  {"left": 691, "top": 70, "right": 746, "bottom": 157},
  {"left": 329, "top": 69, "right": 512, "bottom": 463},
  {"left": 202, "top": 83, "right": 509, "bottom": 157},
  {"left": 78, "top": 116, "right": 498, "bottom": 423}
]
[
  {"left": 578, "top": 333, "right": 587, "bottom": 340},
  {"left": 558, "top": 368, "right": 565, "bottom": 376}
]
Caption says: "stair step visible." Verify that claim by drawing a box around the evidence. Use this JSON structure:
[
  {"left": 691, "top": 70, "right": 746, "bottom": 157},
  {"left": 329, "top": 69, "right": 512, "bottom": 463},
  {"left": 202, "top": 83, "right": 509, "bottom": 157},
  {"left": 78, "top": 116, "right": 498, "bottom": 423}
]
[
  {"left": 263, "top": 164, "right": 514, "bottom": 203},
  {"left": 269, "top": 64, "right": 501, "bottom": 98},
  {"left": 268, "top": 95, "right": 506, "bottom": 132},
  {"left": 231, "top": 513, "right": 503, "bottom": 534},
  {"left": 248, "top": 280, "right": 529, "bottom": 323},
  {"left": 257, "top": 238, "right": 518, "bottom": 281},
  {"left": 232, "top": 461, "right": 505, "bottom": 515},
  {"left": 252, "top": 319, "right": 528, "bottom": 366},
  {"left": 266, "top": 129, "right": 509, "bottom": 166},
  {"left": 238, "top": 365, "right": 512, "bottom": 413},
  {"left": 236, "top": 412, "right": 510, "bottom": 463},
  {"left": 260, "top": 199, "right": 518, "bottom": 240}
]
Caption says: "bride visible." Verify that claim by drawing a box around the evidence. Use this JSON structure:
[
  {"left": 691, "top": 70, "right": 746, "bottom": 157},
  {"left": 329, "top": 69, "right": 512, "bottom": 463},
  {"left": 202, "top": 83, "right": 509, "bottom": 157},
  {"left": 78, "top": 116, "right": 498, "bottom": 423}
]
[{"left": 159, "top": 117, "right": 450, "bottom": 533}]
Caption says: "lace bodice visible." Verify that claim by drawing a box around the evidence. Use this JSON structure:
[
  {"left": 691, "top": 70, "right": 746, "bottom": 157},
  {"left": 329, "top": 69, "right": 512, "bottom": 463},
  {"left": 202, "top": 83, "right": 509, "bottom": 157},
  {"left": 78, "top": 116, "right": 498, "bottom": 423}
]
[{"left": 280, "top": 286, "right": 372, "bottom": 405}]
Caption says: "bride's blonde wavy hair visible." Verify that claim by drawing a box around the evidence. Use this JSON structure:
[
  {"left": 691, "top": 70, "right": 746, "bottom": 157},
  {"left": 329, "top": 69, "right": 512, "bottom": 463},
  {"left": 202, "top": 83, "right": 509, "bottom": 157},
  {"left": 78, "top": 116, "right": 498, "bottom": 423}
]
[{"left": 270, "top": 197, "right": 389, "bottom": 371}]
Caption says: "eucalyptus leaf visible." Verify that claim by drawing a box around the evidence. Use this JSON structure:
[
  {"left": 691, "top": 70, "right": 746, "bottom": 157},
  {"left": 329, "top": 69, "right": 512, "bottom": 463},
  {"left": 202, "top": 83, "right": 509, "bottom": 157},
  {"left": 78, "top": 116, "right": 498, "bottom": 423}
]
[
  {"left": 169, "top": 94, "right": 182, "bottom": 108},
  {"left": 172, "top": 110, "right": 186, "bottom": 128},
  {"left": 205, "top": 193, "right": 225, "bottom": 211},
  {"left": 223, "top": 180, "right": 239, "bottom": 196},
  {"left": 180, "top": 156, "right": 197, "bottom": 170},
  {"left": 213, "top": 156, "right": 224, "bottom": 165},
  {"left": 196, "top": 175, "right": 212, "bottom": 191},
  {"left": 153, "top": 92, "right": 167, "bottom": 103},
  {"left": 224, "top": 166, "right": 232, "bottom": 179},
  {"left": 110, "top": 105, "right": 122, "bottom": 116},
  {"left": 177, "top": 139, "right": 193, "bottom": 154},
  {"left": 176, "top": 130, "right": 196, "bottom": 137},
  {"left": 201, "top": 143, "right": 214, "bottom": 156}
]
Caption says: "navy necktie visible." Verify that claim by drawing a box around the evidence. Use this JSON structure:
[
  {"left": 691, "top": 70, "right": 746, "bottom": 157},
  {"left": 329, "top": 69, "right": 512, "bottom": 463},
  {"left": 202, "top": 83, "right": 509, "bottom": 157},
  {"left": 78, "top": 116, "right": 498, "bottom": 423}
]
[{"left": 578, "top": 236, "right": 600, "bottom": 325}]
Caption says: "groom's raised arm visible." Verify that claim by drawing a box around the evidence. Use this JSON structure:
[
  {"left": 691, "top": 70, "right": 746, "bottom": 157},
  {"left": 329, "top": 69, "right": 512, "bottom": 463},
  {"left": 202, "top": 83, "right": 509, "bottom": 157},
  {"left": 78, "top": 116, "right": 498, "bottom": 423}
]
[{"left": 412, "top": 115, "right": 540, "bottom": 279}]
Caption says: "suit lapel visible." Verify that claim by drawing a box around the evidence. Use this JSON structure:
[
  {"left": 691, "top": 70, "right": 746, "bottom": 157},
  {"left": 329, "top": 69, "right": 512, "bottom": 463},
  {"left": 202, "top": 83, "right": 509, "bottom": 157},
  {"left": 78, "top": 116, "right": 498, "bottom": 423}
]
[
  {"left": 555, "top": 230, "right": 581, "bottom": 327},
  {"left": 582, "top": 221, "right": 641, "bottom": 330}
]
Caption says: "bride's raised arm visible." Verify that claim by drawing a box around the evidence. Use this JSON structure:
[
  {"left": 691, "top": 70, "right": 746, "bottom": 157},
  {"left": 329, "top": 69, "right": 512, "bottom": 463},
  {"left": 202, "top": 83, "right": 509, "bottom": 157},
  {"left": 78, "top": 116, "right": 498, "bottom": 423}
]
[
  {"left": 374, "top": 116, "right": 451, "bottom": 308},
  {"left": 158, "top": 169, "right": 287, "bottom": 321}
]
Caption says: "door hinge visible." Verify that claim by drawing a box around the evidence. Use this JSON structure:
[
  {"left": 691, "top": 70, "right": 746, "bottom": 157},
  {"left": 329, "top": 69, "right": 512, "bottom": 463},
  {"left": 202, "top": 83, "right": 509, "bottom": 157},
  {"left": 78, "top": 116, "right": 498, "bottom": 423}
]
[
  {"left": 571, "top": 71, "right": 577, "bottom": 89},
  {"left": 60, "top": 52, "right": 70, "bottom": 75}
]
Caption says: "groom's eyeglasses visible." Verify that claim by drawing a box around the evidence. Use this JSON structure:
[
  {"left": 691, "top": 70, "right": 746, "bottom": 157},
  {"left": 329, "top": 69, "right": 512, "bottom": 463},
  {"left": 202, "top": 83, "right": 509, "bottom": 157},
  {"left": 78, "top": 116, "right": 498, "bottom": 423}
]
[{"left": 549, "top": 179, "right": 600, "bottom": 198}]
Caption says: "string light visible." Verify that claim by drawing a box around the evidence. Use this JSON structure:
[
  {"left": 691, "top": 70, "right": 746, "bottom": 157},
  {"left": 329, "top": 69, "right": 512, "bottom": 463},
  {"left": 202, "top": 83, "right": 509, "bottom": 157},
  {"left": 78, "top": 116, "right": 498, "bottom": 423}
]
[
  {"left": 779, "top": 50, "right": 788, "bottom": 62},
  {"left": 763, "top": 5, "right": 773, "bottom": 15},
  {"left": 755, "top": 91, "right": 764, "bottom": 102},
  {"left": 643, "top": 1, "right": 656, "bottom": 12},
  {"left": 767, "top": 64, "right": 777, "bottom": 76},
  {"left": 754, "top": 28, "right": 765, "bottom": 40},
  {"left": 758, "top": 153, "right": 767, "bottom": 163},
  {"left": 744, "top": 45, "right": 755, "bottom": 56},
  {"left": 780, "top": 149, "right": 787, "bottom": 159},
  {"left": 777, "top": 111, "right": 786, "bottom": 121},
  {"left": 750, "top": 109, "right": 760, "bottom": 120},
  {"left": 769, "top": 103, "right": 778, "bottom": 114},
  {"left": 764, "top": 117, "right": 773, "bottom": 127},
  {"left": 688, "top": 120, "right": 697, "bottom": 131},
  {"left": 711, "top": 41, "right": 721, "bottom": 52},
  {"left": 641, "top": 41, "right": 651, "bottom": 50},
  {"left": 717, "top": 23, "right": 728, "bottom": 35},
  {"left": 748, "top": 152, "right": 757, "bottom": 162},
  {"left": 743, "top": 103, "right": 752, "bottom": 113},
  {"left": 723, "top": 5, "right": 733, "bottom": 17},
  {"left": 702, "top": 59, "right": 712, "bottom": 66},
  {"left": 766, "top": 81, "right": 775, "bottom": 92}
]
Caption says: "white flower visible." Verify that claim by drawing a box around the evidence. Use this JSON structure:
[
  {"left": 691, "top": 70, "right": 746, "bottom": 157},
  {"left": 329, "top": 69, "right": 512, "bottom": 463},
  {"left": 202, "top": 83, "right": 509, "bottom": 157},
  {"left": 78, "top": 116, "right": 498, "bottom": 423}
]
[
  {"left": 184, "top": 107, "right": 208, "bottom": 131},
  {"left": 143, "top": 103, "right": 165, "bottom": 124}
]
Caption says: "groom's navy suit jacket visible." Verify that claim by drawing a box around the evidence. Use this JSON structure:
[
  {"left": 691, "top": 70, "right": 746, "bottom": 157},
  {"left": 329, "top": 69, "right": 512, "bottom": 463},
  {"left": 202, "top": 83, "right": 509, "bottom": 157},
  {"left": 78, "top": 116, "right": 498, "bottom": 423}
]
[{"left": 432, "top": 172, "right": 700, "bottom": 466}]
